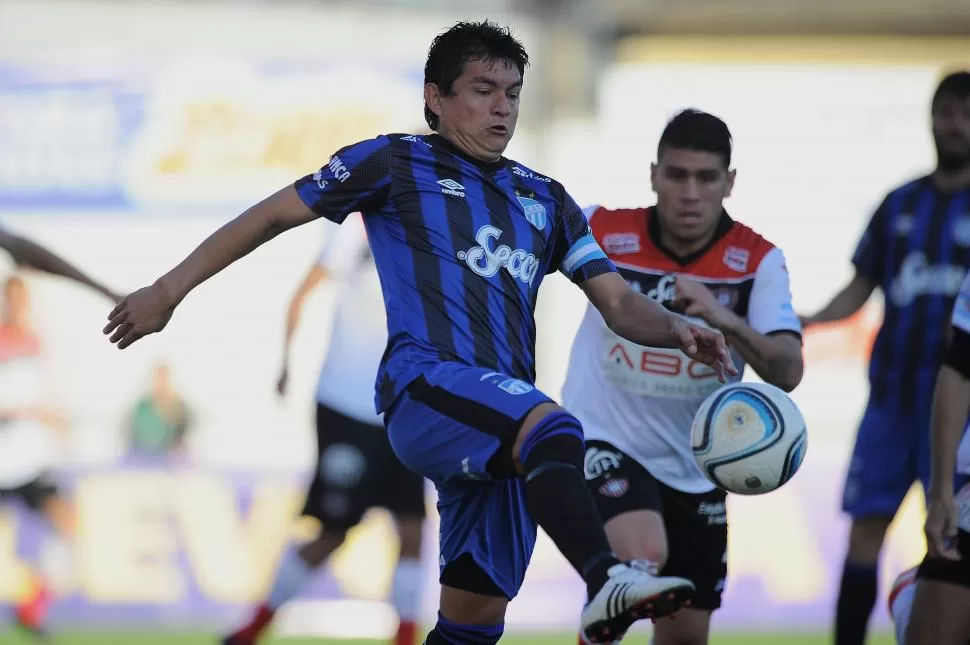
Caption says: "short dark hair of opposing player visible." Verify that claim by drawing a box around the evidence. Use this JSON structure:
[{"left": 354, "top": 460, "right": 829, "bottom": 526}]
[
  {"left": 658, "top": 109, "right": 733, "bottom": 168},
  {"left": 932, "top": 70, "right": 970, "bottom": 110},
  {"left": 423, "top": 20, "right": 530, "bottom": 131}
]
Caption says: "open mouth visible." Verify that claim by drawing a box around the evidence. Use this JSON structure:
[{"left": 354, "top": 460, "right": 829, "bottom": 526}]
[{"left": 487, "top": 125, "right": 508, "bottom": 135}]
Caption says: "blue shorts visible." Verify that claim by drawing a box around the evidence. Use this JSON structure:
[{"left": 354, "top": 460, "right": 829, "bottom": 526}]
[
  {"left": 842, "top": 402, "right": 931, "bottom": 518},
  {"left": 385, "top": 362, "right": 555, "bottom": 600}
]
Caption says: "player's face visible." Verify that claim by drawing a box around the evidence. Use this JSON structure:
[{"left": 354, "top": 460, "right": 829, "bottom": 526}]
[
  {"left": 426, "top": 58, "right": 521, "bottom": 162},
  {"left": 932, "top": 93, "right": 970, "bottom": 170},
  {"left": 651, "top": 149, "right": 735, "bottom": 244}
]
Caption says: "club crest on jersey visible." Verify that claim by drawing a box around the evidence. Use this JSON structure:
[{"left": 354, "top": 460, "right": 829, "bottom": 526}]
[
  {"left": 723, "top": 247, "right": 749, "bottom": 272},
  {"left": 515, "top": 192, "right": 547, "bottom": 230},
  {"left": 458, "top": 224, "right": 540, "bottom": 285}
]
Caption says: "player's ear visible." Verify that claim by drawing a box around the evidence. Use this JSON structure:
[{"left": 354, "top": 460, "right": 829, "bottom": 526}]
[
  {"left": 724, "top": 168, "right": 736, "bottom": 198},
  {"left": 424, "top": 83, "right": 444, "bottom": 121}
]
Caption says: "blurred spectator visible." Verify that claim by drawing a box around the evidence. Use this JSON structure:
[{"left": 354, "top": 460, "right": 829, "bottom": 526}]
[{"left": 126, "top": 362, "right": 193, "bottom": 459}]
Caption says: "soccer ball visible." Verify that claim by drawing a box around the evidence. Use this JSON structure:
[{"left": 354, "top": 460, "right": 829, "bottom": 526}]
[{"left": 690, "top": 381, "right": 807, "bottom": 495}]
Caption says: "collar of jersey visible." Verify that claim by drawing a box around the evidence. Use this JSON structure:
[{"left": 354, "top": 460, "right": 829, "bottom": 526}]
[
  {"left": 427, "top": 134, "right": 508, "bottom": 174},
  {"left": 646, "top": 206, "right": 734, "bottom": 267}
]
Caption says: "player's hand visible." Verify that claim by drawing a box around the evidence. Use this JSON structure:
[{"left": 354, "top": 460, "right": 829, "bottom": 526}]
[
  {"left": 671, "top": 277, "right": 738, "bottom": 331},
  {"left": 669, "top": 315, "right": 738, "bottom": 383},
  {"left": 925, "top": 494, "right": 961, "bottom": 560},
  {"left": 276, "top": 368, "right": 289, "bottom": 398},
  {"left": 103, "top": 283, "right": 176, "bottom": 349}
]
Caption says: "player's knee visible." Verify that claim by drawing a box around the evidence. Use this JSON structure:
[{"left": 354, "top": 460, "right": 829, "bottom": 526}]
[
  {"left": 848, "top": 517, "right": 892, "bottom": 562},
  {"left": 513, "top": 406, "right": 585, "bottom": 477},
  {"left": 299, "top": 529, "right": 348, "bottom": 567},
  {"left": 425, "top": 614, "right": 504, "bottom": 645}
]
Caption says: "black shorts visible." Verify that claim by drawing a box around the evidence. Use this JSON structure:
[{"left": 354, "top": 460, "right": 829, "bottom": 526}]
[
  {"left": 301, "top": 403, "right": 426, "bottom": 531},
  {"left": 585, "top": 440, "right": 728, "bottom": 610},
  {"left": 0, "top": 473, "right": 59, "bottom": 512},
  {"left": 917, "top": 528, "right": 970, "bottom": 588}
]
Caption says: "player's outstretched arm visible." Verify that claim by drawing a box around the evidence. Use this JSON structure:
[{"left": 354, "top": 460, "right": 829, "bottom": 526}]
[
  {"left": 0, "top": 229, "right": 121, "bottom": 302},
  {"left": 581, "top": 272, "right": 737, "bottom": 382},
  {"left": 673, "top": 276, "right": 804, "bottom": 391},
  {"left": 277, "top": 263, "right": 329, "bottom": 396},
  {"left": 799, "top": 273, "right": 876, "bottom": 328},
  {"left": 104, "top": 186, "right": 317, "bottom": 349}
]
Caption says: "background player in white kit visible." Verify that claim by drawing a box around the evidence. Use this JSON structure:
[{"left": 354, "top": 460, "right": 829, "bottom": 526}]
[
  {"left": 564, "top": 110, "right": 804, "bottom": 645},
  {"left": 887, "top": 267, "right": 970, "bottom": 644},
  {"left": 0, "top": 221, "right": 120, "bottom": 637},
  {"left": 223, "top": 214, "right": 426, "bottom": 645}
]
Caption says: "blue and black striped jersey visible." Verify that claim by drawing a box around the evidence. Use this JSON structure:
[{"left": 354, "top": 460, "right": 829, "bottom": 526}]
[
  {"left": 295, "top": 133, "right": 614, "bottom": 413},
  {"left": 852, "top": 176, "right": 970, "bottom": 411}
]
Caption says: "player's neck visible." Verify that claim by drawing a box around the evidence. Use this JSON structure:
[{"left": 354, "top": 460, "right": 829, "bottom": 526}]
[
  {"left": 433, "top": 128, "right": 502, "bottom": 164},
  {"left": 932, "top": 164, "right": 970, "bottom": 192},
  {"left": 659, "top": 234, "right": 714, "bottom": 259}
]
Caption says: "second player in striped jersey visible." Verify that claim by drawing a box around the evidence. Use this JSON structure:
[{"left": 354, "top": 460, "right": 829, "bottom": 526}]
[
  {"left": 800, "top": 70, "right": 970, "bottom": 645},
  {"left": 565, "top": 110, "right": 804, "bottom": 645}
]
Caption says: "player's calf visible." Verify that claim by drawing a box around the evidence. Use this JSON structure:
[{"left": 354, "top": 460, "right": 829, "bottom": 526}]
[
  {"left": 513, "top": 404, "right": 622, "bottom": 594},
  {"left": 513, "top": 405, "right": 693, "bottom": 642},
  {"left": 223, "top": 530, "right": 347, "bottom": 644}
]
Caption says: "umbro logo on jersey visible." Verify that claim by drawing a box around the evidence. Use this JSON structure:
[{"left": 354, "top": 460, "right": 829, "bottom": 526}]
[{"left": 437, "top": 178, "right": 466, "bottom": 197}]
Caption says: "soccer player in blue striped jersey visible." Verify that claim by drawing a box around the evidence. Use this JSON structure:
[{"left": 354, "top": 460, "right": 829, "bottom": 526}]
[
  {"left": 801, "top": 70, "right": 970, "bottom": 645},
  {"left": 103, "top": 21, "right": 736, "bottom": 645}
]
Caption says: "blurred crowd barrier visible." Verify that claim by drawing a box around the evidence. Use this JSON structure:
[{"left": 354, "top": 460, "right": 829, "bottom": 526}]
[{"left": 1, "top": 0, "right": 969, "bottom": 636}]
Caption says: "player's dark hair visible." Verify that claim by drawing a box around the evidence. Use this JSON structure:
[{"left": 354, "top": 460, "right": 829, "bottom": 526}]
[
  {"left": 932, "top": 70, "right": 970, "bottom": 110},
  {"left": 657, "top": 109, "right": 733, "bottom": 168},
  {"left": 424, "top": 20, "right": 529, "bottom": 130}
]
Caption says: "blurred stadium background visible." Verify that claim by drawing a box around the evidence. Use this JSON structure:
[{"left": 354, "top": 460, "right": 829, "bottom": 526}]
[{"left": 1, "top": 0, "right": 969, "bottom": 642}]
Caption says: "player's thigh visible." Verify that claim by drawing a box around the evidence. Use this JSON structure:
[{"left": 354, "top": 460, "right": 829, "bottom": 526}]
[
  {"left": 653, "top": 607, "right": 712, "bottom": 645},
  {"left": 842, "top": 403, "right": 915, "bottom": 519},
  {"left": 910, "top": 528, "right": 970, "bottom": 644},
  {"left": 386, "top": 363, "right": 554, "bottom": 483},
  {"left": 300, "top": 404, "right": 380, "bottom": 532},
  {"left": 659, "top": 482, "right": 728, "bottom": 613},
  {"left": 906, "top": 579, "right": 970, "bottom": 645},
  {"left": 584, "top": 440, "right": 668, "bottom": 565},
  {"left": 385, "top": 365, "right": 553, "bottom": 602}
]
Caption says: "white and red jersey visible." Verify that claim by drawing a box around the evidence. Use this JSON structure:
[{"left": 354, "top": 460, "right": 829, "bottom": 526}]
[
  {"left": 0, "top": 325, "right": 57, "bottom": 488},
  {"left": 563, "top": 206, "right": 802, "bottom": 493}
]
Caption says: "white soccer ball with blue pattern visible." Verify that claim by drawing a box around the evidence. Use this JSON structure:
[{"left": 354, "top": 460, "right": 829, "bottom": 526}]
[{"left": 690, "top": 381, "right": 807, "bottom": 495}]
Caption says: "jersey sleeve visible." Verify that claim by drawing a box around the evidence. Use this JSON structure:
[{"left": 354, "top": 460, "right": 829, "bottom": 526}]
[
  {"left": 550, "top": 193, "right": 616, "bottom": 284},
  {"left": 316, "top": 215, "right": 369, "bottom": 278},
  {"left": 293, "top": 136, "right": 393, "bottom": 224},
  {"left": 851, "top": 198, "right": 888, "bottom": 283},
  {"left": 747, "top": 246, "right": 803, "bottom": 337}
]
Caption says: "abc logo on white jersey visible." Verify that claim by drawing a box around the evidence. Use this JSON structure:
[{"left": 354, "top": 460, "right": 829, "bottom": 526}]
[{"left": 690, "top": 382, "right": 807, "bottom": 495}]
